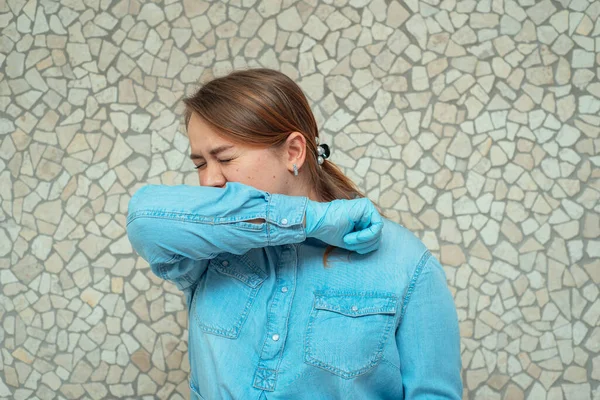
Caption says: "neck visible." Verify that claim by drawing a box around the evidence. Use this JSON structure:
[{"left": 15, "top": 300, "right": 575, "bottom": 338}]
[
  {"left": 307, "top": 187, "right": 324, "bottom": 202},
  {"left": 289, "top": 177, "right": 324, "bottom": 202}
]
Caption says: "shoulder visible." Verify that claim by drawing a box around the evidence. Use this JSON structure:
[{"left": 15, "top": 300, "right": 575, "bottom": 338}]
[
  {"left": 374, "top": 218, "right": 435, "bottom": 282},
  {"left": 380, "top": 218, "right": 430, "bottom": 260}
]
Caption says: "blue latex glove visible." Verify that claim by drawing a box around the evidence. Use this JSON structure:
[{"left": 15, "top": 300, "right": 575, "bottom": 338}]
[{"left": 305, "top": 197, "right": 384, "bottom": 254}]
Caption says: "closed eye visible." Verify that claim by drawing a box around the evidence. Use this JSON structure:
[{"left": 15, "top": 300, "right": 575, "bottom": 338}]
[{"left": 194, "top": 159, "right": 234, "bottom": 169}]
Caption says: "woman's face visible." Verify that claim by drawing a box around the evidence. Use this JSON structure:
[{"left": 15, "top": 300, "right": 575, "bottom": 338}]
[{"left": 187, "top": 112, "right": 297, "bottom": 195}]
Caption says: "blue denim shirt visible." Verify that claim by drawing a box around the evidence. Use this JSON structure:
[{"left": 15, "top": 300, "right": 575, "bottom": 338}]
[{"left": 126, "top": 182, "right": 462, "bottom": 399}]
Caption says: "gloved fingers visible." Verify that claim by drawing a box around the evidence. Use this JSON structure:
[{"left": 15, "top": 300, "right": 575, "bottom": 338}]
[
  {"left": 350, "top": 200, "right": 375, "bottom": 229},
  {"left": 346, "top": 238, "right": 377, "bottom": 251},
  {"left": 343, "top": 238, "right": 381, "bottom": 257},
  {"left": 353, "top": 201, "right": 384, "bottom": 230},
  {"left": 343, "top": 229, "right": 375, "bottom": 246},
  {"left": 352, "top": 240, "right": 381, "bottom": 254},
  {"left": 345, "top": 218, "right": 383, "bottom": 253},
  {"left": 366, "top": 217, "right": 383, "bottom": 237},
  {"left": 343, "top": 219, "right": 383, "bottom": 245}
]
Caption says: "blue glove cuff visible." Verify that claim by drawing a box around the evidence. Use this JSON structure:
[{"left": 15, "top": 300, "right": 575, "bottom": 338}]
[{"left": 305, "top": 200, "right": 331, "bottom": 238}]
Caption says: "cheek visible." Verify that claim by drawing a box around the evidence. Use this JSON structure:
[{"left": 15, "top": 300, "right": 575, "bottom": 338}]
[
  {"left": 231, "top": 154, "right": 282, "bottom": 186},
  {"left": 227, "top": 164, "right": 255, "bottom": 182}
]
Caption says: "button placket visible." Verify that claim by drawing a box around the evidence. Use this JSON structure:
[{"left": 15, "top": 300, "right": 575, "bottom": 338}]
[{"left": 252, "top": 245, "right": 297, "bottom": 392}]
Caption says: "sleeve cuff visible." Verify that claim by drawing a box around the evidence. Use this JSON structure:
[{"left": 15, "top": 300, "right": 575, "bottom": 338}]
[{"left": 266, "top": 193, "right": 308, "bottom": 246}]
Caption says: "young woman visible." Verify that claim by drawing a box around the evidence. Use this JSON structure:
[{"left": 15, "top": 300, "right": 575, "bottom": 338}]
[{"left": 126, "top": 68, "right": 462, "bottom": 399}]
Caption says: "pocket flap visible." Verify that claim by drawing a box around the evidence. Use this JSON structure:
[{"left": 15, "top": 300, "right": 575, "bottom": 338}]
[
  {"left": 210, "top": 253, "right": 266, "bottom": 288},
  {"left": 313, "top": 292, "right": 398, "bottom": 317}
]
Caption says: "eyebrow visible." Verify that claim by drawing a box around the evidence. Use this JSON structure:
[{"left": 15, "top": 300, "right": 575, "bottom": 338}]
[{"left": 189, "top": 145, "right": 234, "bottom": 160}]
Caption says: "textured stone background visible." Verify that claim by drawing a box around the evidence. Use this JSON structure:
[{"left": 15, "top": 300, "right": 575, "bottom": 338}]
[{"left": 1, "top": 0, "right": 599, "bottom": 399}]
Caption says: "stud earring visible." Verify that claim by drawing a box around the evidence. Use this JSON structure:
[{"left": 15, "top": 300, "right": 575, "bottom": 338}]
[{"left": 293, "top": 164, "right": 298, "bottom": 176}]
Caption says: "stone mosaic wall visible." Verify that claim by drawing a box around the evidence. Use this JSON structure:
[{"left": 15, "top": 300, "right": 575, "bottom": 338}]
[{"left": 1, "top": 0, "right": 599, "bottom": 399}]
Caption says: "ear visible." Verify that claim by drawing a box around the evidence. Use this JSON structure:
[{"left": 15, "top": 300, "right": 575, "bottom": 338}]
[{"left": 283, "top": 132, "right": 308, "bottom": 170}]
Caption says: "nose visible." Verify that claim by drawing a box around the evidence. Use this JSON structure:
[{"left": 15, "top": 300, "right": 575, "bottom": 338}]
[{"left": 199, "top": 162, "right": 226, "bottom": 188}]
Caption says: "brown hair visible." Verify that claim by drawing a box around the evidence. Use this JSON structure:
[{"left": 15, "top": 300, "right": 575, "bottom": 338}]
[{"left": 183, "top": 68, "right": 386, "bottom": 266}]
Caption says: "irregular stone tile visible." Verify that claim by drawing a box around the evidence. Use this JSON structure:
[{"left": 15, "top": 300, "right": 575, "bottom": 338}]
[
  {"left": 276, "top": 6, "right": 303, "bottom": 31},
  {"left": 526, "top": 0, "right": 557, "bottom": 25}
]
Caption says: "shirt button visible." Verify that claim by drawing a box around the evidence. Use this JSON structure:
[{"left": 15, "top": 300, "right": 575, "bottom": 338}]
[
  {"left": 281, "top": 287, "right": 288, "bottom": 293},
  {"left": 272, "top": 334, "right": 280, "bottom": 341},
  {"left": 351, "top": 305, "right": 358, "bottom": 312},
  {"left": 281, "top": 218, "right": 288, "bottom": 225},
  {"left": 221, "top": 260, "right": 229, "bottom": 267}
]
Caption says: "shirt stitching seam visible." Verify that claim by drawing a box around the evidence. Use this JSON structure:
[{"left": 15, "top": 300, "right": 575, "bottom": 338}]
[
  {"left": 266, "top": 193, "right": 273, "bottom": 246},
  {"left": 127, "top": 211, "right": 266, "bottom": 225},
  {"left": 399, "top": 250, "right": 432, "bottom": 323},
  {"left": 380, "top": 356, "right": 400, "bottom": 371}
]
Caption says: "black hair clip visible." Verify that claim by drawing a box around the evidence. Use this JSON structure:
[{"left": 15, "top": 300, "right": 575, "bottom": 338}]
[{"left": 316, "top": 137, "right": 330, "bottom": 165}]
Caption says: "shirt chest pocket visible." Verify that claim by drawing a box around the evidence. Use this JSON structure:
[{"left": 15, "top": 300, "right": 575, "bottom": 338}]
[
  {"left": 192, "top": 254, "right": 267, "bottom": 339},
  {"left": 304, "top": 292, "right": 398, "bottom": 379}
]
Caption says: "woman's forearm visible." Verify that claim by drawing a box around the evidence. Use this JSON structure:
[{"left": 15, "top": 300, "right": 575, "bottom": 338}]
[{"left": 126, "top": 182, "right": 308, "bottom": 265}]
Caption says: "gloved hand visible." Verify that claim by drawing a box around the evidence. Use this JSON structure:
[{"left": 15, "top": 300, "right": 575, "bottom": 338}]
[{"left": 304, "top": 197, "right": 383, "bottom": 254}]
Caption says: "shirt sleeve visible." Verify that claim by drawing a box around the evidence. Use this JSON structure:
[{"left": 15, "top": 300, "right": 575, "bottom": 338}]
[
  {"left": 396, "top": 251, "right": 463, "bottom": 400},
  {"left": 125, "top": 181, "right": 308, "bottom": 289}
]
